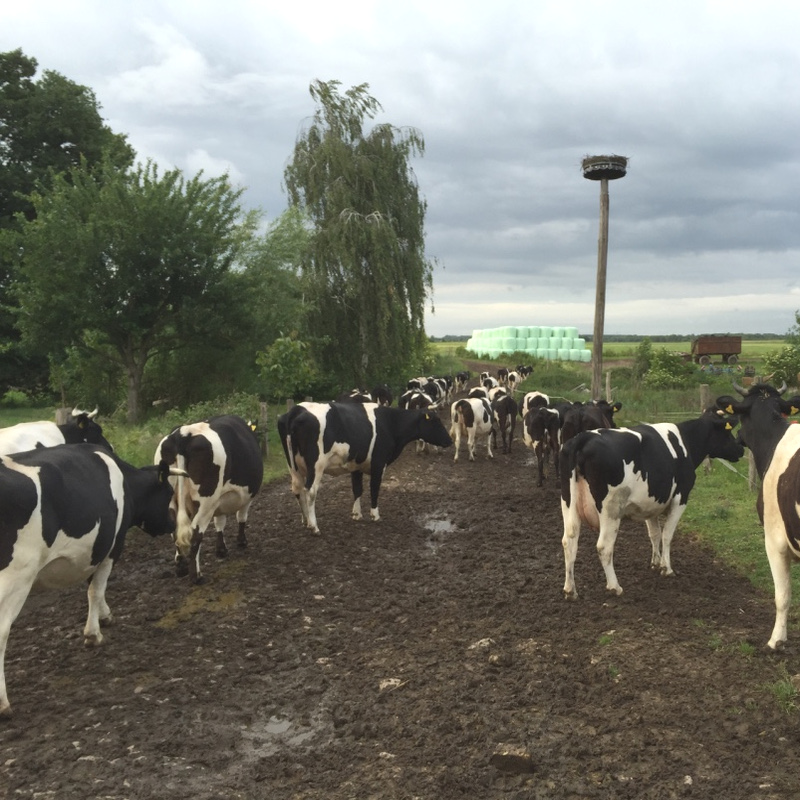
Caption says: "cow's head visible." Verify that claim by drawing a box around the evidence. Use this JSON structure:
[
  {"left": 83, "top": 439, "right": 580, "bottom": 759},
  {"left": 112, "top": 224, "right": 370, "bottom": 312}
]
[
  {"left": 70, "top": 407, "right": 114, "bottom": 450},
  {"left": 716, "top": 383, "right": 800, "bottom": 451},
  {"left": 135, "top": 462, "right": 189, "bottom": 537}
]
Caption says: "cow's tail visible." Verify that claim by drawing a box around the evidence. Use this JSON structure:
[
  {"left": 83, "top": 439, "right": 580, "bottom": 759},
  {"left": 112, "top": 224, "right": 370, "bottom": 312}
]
[
  {"left": 450, "top": 400, "right": 466, "bottom": 437},
  {"left": 174, "top": 453, "right": 193, "bottom": 553},
  {"left": 558, "top": 435, "right": 582, "bottom": 505}
]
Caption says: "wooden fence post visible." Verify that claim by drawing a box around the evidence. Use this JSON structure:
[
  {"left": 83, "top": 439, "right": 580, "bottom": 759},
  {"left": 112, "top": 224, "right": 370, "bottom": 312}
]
[
  {"left": 700, "top": 384, "right": 712, "bottom": 473},
  {"left": 259, "top": 402, "right": 269, "bottom": 458}
]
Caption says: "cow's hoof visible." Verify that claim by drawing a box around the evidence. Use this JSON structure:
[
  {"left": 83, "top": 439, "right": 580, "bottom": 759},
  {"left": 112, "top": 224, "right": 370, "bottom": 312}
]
[
  {"left": 0, "top": 705, "right": 11, "bottom": 720},
  {"left": 237, "top": 539, "right": 248, "bottom": 549},
  {"left": 563, "top": 591, "right": 578, "bottom": 601},
  {"left": 606, "top": 586, "right": 624, "bottom": 596},
  {"left": 83, "top": 634, "right": 103, "bottom": 647},
  {"left": 216, "top": 547, "right": 229, "bottom": 559},
  {"left": 766, "top": 640, "right": 786, "bottom": 653},
  {"left": 175, "top": 563, "right": 189, "bottom": 578},
  {"left": 192, "top": 576, "right": 206, "bottom": 586}
]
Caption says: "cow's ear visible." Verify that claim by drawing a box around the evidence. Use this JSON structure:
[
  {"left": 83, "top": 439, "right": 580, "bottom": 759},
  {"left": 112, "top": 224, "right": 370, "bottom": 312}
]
[
  {"left": 725, "top": 422, "right": 734, "bottom": 430},
  {"left": 613, "top": 402, "right": 622, "bottom": 412}
]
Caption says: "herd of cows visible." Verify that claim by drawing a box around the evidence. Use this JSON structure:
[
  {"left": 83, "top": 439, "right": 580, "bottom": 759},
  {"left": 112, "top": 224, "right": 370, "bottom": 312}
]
[{"left": 1, "top": 368, "right": 800, "bottom": 718}]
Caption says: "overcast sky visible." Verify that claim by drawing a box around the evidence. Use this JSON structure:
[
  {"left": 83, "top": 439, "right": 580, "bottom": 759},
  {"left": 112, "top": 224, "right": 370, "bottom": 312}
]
[{"left": 5, "top": 1, "right": 800, "bottom": 337}]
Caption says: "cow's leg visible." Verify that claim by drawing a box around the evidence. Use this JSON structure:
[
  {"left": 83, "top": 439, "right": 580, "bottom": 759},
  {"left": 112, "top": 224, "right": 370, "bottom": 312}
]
[
  {"left": 561, "top": 497, "right": 581, "bottom": 600},
  {"left": 235, "top": 501, "right": 253, "bottom": 548},
  {"left": 765, "top": 530, "right": 793, "bottom": 649},
  {"left": 467, "top": 429, "right": 476, "bottom": 461},
  {"left": 645, "top": 518, "right": 663, "bottom": 569},
  {"left": 485, "top": 430, "right": 494, "bottom": 459},
  {"left": 451, "top": 426, "right": 461, "bottom": 462},
  {"left": 596, "top": 517, "right": 623, "bottom": 595},
  {"left": 289, "top": 469, "right": 311, "bottom": 527},
  {"left": 174, "top": 547, "right": 189, "bottom": 577},
  {"left": 535, "top": 444, "right": 545, "bottom": 486},
  {"left": 368, "top": 466, "right": 384, "bottom": 522},
  {"left": 84, "top": 559, "right": 114, "bottom": 645},
  {"left": 188, "top": 527, "right": 205, "bottom": 585},
  {"left": 0, "top": 575, "right": 35, "bottom": 719},
  {"left": 657, "top": 505, "right": 686, "bottom": 576},
  {"left": 214, "top": 514, "right": 229, "bottom": 558},
  {"left": 351, "top": 472, "right": 364, "bottom": 520}
]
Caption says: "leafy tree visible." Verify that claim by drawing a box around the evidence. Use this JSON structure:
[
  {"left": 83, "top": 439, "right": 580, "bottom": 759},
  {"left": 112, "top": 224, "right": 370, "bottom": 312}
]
[
  {"left": 283, "top": 79, "right": 433, "bottom": 389},
  {"left": 761, "top": 311, "right": 800, "bottom": 386},
  {"left": 12, "top": 159, "right": 257, "bottom": 422},
  {"left": 141, "top": 208, "right": 312, "bottom": 410},
  {"left": 0, "top": 48, "right": 134, "bottom": 395}
]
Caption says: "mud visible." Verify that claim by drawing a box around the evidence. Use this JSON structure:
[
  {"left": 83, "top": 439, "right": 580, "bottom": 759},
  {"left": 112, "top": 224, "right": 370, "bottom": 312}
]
[{"left": 3, "top": 400, "right": 800, "bottom": 799}]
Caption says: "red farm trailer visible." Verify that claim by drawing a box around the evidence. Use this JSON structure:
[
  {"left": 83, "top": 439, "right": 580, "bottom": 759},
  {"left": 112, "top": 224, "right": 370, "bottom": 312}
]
[{"left": 690, "top": 335, "right": 742, "bottom": 366}]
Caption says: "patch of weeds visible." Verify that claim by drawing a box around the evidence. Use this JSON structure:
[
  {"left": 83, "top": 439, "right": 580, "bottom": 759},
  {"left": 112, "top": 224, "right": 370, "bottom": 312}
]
[
  {"left": 764, "top": 664, "right": 799, "bottom": 714},
  {"left": 733, "top": 640, "right": 756, "bottom": 658},
  {"left": 598, "top": 633, "right": 614, "bottom": 646},
  {"left": 608, "top": 665, "right": 620, "bottom": 680},
  {"left": 708, "top": 633, "right": 724, "bottom": 651}
]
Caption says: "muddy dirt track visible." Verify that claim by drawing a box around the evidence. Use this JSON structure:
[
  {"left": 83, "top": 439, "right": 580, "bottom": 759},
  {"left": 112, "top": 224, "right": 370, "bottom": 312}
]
[{"left": 3, "top": 401, "right": 800, "bottom": 799}]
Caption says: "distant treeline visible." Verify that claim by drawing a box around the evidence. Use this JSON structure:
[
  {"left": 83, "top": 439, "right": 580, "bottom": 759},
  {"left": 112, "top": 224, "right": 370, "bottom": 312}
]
[{"left": 429, "top": 332, "right": 786, "bottom": 343}]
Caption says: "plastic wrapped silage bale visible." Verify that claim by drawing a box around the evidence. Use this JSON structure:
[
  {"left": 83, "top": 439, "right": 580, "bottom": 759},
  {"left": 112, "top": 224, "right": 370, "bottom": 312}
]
[
  {"left": 550, "top": 337, "right": 563, "bottom": 350},
  {"left": 558, "top": 348, "right": 571, "bottom": 360},
  {"left": 569, "top": 349, "right": 583, "bottom": 361},
  {"left": 580, "top": 350, "right": 591, "bottom": 363},
  {"left": 526, "top": 337, "right": 538, "bottom": 350},
  {"left": 573, "top": 338, "right": 585, "bottom": 349},
  {"left": 539, "top": 326, "right": 552, "bottom": 339},
  {"left": 528, "top": 326, "right": 540, "bottom": 338},
  {"left": 551, "top": 326, "right": 565, "bottom": 339},
  {"left": 564, "top": 326, "right": 579, "bottom": 339},
  {"left": 547, "top": 348, "right": 558, "bottom": 360},
  {"left": 561, "top": 337, "right": 573, "bottom": 349},
  {"left": 536, "top": 348, "right": 550, "bottom": 360},
  {"left": 515, "top": 338, "right": 527, "bottom": 350}
]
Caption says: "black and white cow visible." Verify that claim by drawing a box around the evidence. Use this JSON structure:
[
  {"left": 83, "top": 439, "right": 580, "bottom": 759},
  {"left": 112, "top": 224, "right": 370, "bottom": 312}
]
[
  {"left": 450, "top": 396, "right": 494, "bottom": 462},
  {"left": 277, "top": 402, "right": 452, "bottom": 533},
  {"left": 0, "top": 444, "right": 183, "bottom": 718},
  {"left": 519, "top": 391, "right": 550, "bottom": 418},
  {"left": 523, "top": 405, "right": 561, "bottom": 486},
  {"left": 154, "top": 415, "right": 264, "bottom": 584},
  {"left": 717, "top": 382, "right": 800, "bottom": 649},
  {"left": 491, "top": 393, "right": 518, "bottom": 453},
  {"left": 560, "top": 409, "right": 744, "bottom": 599},
  {"left": 371, "top": 384, "right": 393, "bottom": 407},
  {"left": 0, "top": 408, "right": 113, "bottom": 454},
  {"left": 398, "top": 389, "right": 438, "bottom": 454},
  {"left": 560, "top": 400, "right": 622, "bottom": 446},
  {"left": 455, "top": 371, "right": 471, "bottom": 393}
]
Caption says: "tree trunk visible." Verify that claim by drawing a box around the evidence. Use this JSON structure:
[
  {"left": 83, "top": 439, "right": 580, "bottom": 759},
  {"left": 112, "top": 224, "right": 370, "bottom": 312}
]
[{"left": 123, "top": 353, "right": 146, "bottom": 423}]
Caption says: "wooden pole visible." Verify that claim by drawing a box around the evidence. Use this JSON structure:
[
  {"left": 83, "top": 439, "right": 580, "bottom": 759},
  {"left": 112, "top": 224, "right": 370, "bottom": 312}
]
[{"left": 591, "top": 178, "right": 610, "bottom": 401}]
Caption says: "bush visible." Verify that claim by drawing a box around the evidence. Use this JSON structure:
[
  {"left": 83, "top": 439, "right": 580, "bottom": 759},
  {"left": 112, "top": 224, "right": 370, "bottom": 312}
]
[
  {"left": 762, "top": 346, "right": 800, "bottom": 387},
  {"left": 643, "top": 348, "right": 695, "bottom": 389},
  {"left": 1, "top": 389, "right": 32, "bottom": 408}
]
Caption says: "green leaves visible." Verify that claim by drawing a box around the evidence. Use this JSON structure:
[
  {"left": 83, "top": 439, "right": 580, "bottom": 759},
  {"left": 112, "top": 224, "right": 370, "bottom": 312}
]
[{"left": 284, "top": 80, "right": 433, "bottom": 388}]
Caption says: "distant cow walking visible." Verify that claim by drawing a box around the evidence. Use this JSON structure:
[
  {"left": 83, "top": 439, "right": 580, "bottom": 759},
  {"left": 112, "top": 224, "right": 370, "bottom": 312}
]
[
  {"left": 278, "top": 402, "right": 452, "bottom": 533},
  {"left": 560, "top": 409, "right": 743, "bottom": 599},
  {"left": 155, "top": 415, "right": 263, "bottom": 584},
  {"left": 450, "top": 397, "right": 494, "bottom": 462}
]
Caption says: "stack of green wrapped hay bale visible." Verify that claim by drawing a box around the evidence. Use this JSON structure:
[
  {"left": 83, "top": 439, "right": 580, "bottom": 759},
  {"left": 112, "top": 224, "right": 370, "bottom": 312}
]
[{"left": 465, "top": 326, "right": 591, "bottom": 362}]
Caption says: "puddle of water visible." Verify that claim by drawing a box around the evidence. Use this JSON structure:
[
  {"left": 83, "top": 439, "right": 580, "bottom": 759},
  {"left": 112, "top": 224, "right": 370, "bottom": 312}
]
[
  {"left": 421, "top": 514, "right": 456, "bottom": 554},
  {"left": 242, "top": 714, "right": 321, "bottom": 758}
]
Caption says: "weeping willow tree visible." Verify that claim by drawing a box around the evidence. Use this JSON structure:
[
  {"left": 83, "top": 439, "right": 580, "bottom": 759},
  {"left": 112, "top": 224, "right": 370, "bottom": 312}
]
[{"left": 283, "top": 80, "right": 434, "bottom": 389}]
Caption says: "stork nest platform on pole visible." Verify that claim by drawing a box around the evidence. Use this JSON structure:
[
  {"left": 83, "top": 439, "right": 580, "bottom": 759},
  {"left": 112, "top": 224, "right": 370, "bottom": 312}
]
[{"left": 581, "top": 155, "right": 628, "bottom": 181}]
